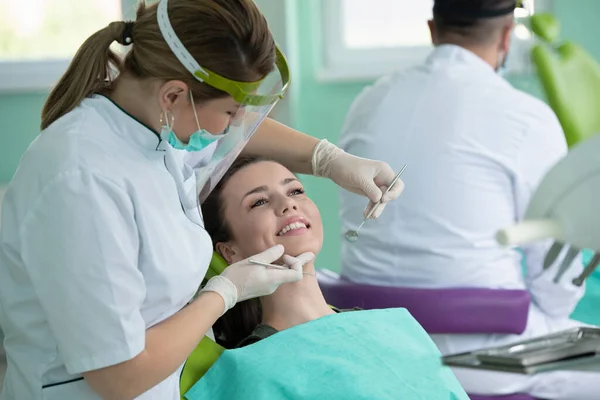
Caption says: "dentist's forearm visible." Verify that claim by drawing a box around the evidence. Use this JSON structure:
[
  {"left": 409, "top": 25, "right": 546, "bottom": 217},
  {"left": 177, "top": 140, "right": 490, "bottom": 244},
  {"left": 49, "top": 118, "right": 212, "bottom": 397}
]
[
  {"left": 82, "top": 291, "right": 224, "bottom": 400},
  {"left": 243, "top": 118, "right": 319, "bottom": 175}
]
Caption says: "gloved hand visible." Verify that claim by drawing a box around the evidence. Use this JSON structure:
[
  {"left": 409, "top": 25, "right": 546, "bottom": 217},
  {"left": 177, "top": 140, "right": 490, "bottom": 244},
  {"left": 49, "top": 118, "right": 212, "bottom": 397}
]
[
  {"left": 311, "top": 139, "right": 404, "bottom": 218},
  {"left": 200, "top": 245, "right": 315, "bottom": 315}
]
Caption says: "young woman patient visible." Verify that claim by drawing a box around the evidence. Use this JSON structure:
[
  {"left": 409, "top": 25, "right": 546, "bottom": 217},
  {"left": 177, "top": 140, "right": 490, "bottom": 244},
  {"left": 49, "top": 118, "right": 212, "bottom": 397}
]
[
  {"left": 186, "top": 156, "right": 468, "bottom": 400},
  {"left": 202, "top": 156, "right": 353, "bottom": 349}
]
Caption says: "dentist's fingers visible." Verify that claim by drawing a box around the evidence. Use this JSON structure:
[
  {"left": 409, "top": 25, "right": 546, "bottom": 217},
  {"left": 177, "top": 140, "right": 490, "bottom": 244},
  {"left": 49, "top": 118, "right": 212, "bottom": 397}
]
[
  {"left": 251, "top": 244, "right": 285, "bottom": 263},
  {"left": 283, "top": 252, "right": 315, "bottom": 273},
  {"left": 363, "top": 186, "right": 388, "bottom": 219},
  {"left": 282, "top": 253, "right": 316, "bottom": 273},
  {"left": 381, "top": 179, "right": 404, "bottom": 202},
  {"left": 259, "top": 252, "right": 315, "bottom": 285}
]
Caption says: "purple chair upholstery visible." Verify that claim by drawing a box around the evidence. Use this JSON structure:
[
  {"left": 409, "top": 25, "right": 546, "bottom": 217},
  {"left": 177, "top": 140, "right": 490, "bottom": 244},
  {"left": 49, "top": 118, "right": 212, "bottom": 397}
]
[
  {"left": 317, "top": 269, "right": 531, "bottom": 334},
  {"left": 469, "top": 395, "right": 537, "bottom": 400}
]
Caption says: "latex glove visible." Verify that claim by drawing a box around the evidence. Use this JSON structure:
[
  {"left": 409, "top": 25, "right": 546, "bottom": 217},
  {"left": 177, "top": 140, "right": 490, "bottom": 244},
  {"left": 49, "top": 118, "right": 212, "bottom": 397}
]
[
  {"left": 311, "top": 139, "right": 404, "bottom": 218},
  {"left": 200, "top": 245, "right": 315, "bottom": 315}
]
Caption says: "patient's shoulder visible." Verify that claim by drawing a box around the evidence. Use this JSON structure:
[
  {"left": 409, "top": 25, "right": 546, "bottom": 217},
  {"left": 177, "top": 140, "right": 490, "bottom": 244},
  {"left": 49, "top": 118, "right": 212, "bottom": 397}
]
[{"left": 333, "top": 306, "right": 363, "bottom": 313}]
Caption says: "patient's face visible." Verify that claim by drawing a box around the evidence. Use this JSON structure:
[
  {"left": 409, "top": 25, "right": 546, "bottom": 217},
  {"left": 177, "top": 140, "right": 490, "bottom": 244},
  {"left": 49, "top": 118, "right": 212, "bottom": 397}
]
[{"left": 220, "top": 161, "right": 323, "bottom": 262}]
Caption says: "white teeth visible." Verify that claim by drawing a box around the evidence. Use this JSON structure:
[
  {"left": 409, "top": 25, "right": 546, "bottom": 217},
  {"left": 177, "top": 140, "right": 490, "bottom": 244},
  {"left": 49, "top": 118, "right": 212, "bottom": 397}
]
[{"left": 278, "top": 222, "right": 307, "bottom": 236}]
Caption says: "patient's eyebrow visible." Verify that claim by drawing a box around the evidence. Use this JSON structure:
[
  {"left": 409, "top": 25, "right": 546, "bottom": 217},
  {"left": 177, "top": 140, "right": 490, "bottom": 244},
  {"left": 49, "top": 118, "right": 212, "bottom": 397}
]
[
  {"left": 281, "top": 177, "right": 299, "bottom": 186},
  {"left": 241, "top": 185, "right": 268, "bottom": 203},
  {"left": 240, "top": 178, "right": 300, "bottom": 204}
]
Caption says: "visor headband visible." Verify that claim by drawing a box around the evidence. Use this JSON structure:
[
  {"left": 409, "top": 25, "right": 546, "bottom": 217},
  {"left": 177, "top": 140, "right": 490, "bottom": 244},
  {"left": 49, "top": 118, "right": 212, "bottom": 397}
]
[{"left": 157, "top": 0, "right": 208, "bottom": 81}]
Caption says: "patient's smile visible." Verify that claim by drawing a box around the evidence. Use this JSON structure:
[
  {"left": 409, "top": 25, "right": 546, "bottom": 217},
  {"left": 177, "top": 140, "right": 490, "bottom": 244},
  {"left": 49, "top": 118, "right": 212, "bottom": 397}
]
[{"left": 277, "top": 217, "right": 311, "bottom": 237}]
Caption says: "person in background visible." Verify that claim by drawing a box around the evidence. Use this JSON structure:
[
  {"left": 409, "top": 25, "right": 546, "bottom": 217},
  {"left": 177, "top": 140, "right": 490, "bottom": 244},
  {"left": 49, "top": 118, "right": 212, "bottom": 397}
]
[{"left": 338, "top": 0, "right": 597, "bottom": 398}]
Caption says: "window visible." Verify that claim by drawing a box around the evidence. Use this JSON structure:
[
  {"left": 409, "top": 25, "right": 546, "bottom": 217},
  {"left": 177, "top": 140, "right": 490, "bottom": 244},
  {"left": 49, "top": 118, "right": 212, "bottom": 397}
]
[
  {"left": 319, "top": 0, "right": 547, "bottom": 82},
  {"left": 341, "top": 0, "right": 433, "bottom": 50},
  {"left": 0, "top": 0, "right": 125, "bottom": 92}
]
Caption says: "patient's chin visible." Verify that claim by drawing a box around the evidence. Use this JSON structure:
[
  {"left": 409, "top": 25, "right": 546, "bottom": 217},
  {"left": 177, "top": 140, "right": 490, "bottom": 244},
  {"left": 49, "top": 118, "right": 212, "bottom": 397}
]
[{"left": 275, "top": 236, "right": 321, "bottom": 259}]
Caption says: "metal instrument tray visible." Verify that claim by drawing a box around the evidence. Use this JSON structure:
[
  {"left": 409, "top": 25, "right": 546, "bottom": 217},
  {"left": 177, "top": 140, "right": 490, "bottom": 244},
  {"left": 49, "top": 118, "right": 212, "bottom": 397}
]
[{"left": 442, "top": 328, "right": 600, "bottom": 374}]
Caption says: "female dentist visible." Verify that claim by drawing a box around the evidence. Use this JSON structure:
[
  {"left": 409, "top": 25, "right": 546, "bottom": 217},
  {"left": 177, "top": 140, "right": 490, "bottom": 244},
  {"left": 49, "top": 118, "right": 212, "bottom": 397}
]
[{"left": 0, "top": 0, "right": 403, "bottom": 399}]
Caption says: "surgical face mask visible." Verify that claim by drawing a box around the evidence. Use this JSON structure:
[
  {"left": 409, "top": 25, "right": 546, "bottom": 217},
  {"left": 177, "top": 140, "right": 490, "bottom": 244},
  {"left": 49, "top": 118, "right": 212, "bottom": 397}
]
[
  {"left": 160, "top": 91, "right": 229, "bottom": 152},
  {"left": 496, "top": 50, "right": 509, "bottom": 77}
]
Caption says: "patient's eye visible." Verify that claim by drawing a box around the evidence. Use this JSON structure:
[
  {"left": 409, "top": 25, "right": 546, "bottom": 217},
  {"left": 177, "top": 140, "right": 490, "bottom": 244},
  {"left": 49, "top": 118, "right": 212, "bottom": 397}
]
[
  {"left": 289, "top": 187, "right": 305, "bottom": 196},
  {"left": 250, "top": 198, "right": 268, "bottom": 208}
]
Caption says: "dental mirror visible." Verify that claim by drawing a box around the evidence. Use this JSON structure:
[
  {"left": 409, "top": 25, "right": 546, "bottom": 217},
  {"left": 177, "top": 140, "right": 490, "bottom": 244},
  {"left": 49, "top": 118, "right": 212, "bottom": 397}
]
[{"left": 344, "top": 164, "right": 406, "bottom": 243}]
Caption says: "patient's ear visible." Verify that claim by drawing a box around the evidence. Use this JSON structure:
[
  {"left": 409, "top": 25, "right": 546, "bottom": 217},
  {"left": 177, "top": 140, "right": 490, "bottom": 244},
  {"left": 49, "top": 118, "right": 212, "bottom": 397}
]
[{"left": 216, "top": 242, "right": 240, "bottom": 264}]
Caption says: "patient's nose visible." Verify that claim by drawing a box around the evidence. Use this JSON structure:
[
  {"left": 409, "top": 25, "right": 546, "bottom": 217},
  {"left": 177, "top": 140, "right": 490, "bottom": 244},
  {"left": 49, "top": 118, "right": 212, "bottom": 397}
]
[{"left": 278, "top": 197, "right": 298, "bottom": 215}]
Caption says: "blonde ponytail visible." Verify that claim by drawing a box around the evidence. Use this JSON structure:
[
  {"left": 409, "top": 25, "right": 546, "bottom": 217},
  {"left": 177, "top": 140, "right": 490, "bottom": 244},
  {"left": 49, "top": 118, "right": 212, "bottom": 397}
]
[{"left": 41, "top": 21, "right": 132, "bottom": 130}]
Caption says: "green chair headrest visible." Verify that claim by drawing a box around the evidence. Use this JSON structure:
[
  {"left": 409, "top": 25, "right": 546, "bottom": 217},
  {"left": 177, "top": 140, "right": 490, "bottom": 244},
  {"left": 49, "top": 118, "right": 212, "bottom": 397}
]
[
  {"left": 180, "top": 252, "right": 229, "bottom": 398},
  {"left": 531, "top": 13, "right": 561, "bottom": 44},
  {"left": 180, "top": 336, "right": 225, "bottom": 399},
  {"left": 204, "top": 252, "right": 228, "bottom": 282}
]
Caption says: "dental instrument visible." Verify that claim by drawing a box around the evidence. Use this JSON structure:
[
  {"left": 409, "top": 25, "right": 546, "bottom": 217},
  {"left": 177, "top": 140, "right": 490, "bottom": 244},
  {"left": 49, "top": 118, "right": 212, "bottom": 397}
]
[
  {"left": 543, "top": 241, "right": 565, "bottom": 269},
  {"left": 572, "top": 253, "right": 600, "bottom": 287},
  {"left": 248, "top": 259, "right": 315, "bottom": 277},
  {"left": 553, "top": 246, "right": 580, "bottom": 283},
  {"left": 344, "top": 164, "right": 407, "bottom": 243}
]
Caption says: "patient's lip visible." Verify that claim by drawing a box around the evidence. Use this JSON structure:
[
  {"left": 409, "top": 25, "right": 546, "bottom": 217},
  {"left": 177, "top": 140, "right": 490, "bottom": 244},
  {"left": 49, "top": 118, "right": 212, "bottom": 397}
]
[{"left": 277, "top": 216, "right": 310, "bottom": 236}]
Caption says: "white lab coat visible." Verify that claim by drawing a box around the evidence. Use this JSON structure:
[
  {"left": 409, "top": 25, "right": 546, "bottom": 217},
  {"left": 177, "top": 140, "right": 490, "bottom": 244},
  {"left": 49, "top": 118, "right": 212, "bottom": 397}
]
[
  {"left": 339, "top": 45, "right": 598, "bottom": 399},
  {"left": 0, "top": 95, "right": 213, "bottom": 399}
]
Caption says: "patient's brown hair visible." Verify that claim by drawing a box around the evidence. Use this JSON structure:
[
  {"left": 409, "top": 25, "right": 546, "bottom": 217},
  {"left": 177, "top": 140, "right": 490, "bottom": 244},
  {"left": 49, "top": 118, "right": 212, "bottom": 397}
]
[{"left": 201, "top": 156, "right": 270, "bottom": 348}]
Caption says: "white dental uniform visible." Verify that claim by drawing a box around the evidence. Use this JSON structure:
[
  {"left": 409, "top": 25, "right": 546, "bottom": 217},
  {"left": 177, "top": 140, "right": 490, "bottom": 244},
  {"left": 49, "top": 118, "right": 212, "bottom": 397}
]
[
  {"left": 0, "top": 94, "right": 212, "bottom": 399},
  {"left": 339, "top": 45, "right": 598, "bottom": 399}
]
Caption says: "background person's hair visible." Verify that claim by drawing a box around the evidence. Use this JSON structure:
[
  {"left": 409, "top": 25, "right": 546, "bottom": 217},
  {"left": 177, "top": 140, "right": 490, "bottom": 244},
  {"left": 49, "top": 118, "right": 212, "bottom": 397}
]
[
  {"left": 41, "top": 0, "right": 276, "bottom": 130},
  {"left": 432, "top": 0, "right": 516, "bottom": 46},
  {"left": 201, "top": 156, "right": 270, "bottom": 348}
]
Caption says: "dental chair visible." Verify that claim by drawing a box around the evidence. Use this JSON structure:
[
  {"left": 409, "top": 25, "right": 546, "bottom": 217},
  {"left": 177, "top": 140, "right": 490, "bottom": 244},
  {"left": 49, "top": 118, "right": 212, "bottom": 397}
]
[
  {"left": 530, "top": 12, "right": 600, "bottom": 328},
  {"left": 179, "top": 253, "right": 228, "bottom": 399},
  {"left": 530, "top": 13, "right": 600, "bottom": 147},
  {"left": 180, "top": 252, "right": 535, "bottom": 400}
]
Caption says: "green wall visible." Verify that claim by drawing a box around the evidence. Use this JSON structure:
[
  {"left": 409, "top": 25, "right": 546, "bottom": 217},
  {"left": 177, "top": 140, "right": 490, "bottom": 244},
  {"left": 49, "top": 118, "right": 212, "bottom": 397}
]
[
  {"left": 2, "top": 0, "right": 600, "bottom": 272},
  {"left": 0, "top": 92, "right": 46, "bottom": 183}
]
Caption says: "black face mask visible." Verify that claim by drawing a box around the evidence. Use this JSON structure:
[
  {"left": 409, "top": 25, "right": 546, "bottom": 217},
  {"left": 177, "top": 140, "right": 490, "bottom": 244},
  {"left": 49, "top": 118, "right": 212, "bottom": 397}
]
[{"left": 496, "top": 49, "right": 509, "bottom": 75}]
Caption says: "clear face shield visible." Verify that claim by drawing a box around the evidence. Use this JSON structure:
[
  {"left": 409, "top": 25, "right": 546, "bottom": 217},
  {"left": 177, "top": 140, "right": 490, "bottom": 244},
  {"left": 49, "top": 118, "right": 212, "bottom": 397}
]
[
  {"left": 157, "top": 0, "right": 290, "bottom": 204},
  {"left": 191, "top": 49, "right": 289, "bottom": 203}
]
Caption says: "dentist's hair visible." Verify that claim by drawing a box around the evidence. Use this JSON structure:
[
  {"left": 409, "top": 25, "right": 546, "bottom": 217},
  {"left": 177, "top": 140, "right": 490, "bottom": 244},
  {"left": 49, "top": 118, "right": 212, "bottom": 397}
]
[
  {"left": 432, "top": 0, "right": 515, "bottom": 45},
  {"left": 41, "top": 0, "right": 275, "bottom": 130}
]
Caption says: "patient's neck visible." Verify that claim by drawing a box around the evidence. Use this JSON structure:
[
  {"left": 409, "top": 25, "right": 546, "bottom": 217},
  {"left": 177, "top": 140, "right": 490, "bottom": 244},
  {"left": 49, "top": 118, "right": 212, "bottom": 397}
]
[{"left": 260, "top": 261, "right": 334, "bottom": 332}]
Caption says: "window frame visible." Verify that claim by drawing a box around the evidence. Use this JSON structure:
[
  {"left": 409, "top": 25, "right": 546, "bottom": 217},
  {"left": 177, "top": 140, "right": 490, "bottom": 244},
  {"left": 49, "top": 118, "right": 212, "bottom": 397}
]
[
  {"left": 318, "top": 0, "right": 553, "bottom": 83},
  {"left": 0, "top": 0, "right": 136, "bottom": 93}
]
